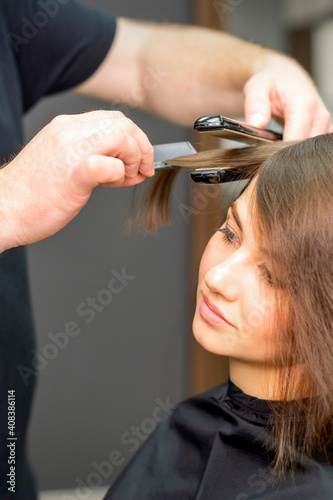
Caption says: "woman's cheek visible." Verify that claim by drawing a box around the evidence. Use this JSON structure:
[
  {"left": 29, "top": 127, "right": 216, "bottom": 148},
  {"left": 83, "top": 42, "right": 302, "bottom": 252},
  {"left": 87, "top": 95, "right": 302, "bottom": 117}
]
[{"left": 238, "top": 278, "right": 273, "bottom": 337}]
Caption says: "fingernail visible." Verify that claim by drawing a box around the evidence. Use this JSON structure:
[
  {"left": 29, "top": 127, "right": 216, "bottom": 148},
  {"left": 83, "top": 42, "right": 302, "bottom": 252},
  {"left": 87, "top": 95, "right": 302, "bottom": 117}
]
[{"left": 248, "top": 113, "right": 265, "bottom": 127}]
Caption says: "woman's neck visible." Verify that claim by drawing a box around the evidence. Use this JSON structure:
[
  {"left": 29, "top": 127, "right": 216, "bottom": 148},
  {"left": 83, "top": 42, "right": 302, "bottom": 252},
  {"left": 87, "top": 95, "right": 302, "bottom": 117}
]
[
  {"left": 229, "top": 358, "right": 309, "bottom": 400},
  {"left": 229, "top": 358, "right": 279, "bottom": 400}
]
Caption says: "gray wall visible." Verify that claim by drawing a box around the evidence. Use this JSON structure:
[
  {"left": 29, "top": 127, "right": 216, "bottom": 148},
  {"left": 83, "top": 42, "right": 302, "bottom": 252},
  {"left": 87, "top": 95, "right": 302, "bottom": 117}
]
[
  {"left": 25, "top": 0, "right": 192, "bottom": 492},
  {"left": 227, "top": 0, "right": 287, "bottom": 53}
]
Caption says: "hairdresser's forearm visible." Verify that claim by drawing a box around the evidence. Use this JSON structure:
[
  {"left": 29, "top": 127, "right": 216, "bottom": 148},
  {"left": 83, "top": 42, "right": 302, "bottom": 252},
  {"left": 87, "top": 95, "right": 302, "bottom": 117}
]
[
  {"left": 139, "top": 25, "right": 331, "bottom": 137},
  {"left": 117, "top": 20, "right": 263, "bottom": 124},
  {"left": 75, "top": 19, "right": 262, "bottom": 124},
  {"left": 76, "top": 18, "right": 331, "bottom": 138},
  {"left": 138, "top": 27, "right": 328, "bottom": 135}
]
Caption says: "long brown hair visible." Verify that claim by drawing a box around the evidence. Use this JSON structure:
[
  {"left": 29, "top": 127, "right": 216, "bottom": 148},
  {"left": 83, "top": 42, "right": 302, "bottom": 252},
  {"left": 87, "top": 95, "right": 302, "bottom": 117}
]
[
  {"left": 132, "top": 135, "right": 333, "bottom": 480},
  {"left": 250, "top": 135, "right": 333, "bottom": 479}
]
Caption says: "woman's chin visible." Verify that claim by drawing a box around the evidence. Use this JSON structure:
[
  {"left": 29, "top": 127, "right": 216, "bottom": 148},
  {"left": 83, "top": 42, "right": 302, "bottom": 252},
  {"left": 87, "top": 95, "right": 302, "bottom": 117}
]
[{"left": 192, "top": 311, "right": 224, "bottom": 356}]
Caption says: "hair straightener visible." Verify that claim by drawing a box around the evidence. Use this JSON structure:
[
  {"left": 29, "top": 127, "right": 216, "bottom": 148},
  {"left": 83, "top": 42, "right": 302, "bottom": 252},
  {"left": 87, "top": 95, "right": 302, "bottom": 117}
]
[
  {"left": 191, "top": 115, "right": 282, "bottom": 184},
  {"left": 193, "top": 114, "right": 282, "bottom": 144},
  {"left": 153, "top": 115, "right": 282, "bottom": 184}
]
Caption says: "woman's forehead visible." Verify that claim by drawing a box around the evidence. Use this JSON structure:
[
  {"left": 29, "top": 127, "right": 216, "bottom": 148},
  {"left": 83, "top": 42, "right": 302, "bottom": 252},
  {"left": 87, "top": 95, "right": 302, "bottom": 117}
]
[{"left": 231, "top": 182, "right": 256, "bottom": 228}]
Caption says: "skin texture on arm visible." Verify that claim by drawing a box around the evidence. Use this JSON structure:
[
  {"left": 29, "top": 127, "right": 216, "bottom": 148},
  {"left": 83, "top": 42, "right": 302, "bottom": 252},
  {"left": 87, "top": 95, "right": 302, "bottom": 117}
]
[{"left": 76, "top": 18, "right": 332, "bottom": 140}]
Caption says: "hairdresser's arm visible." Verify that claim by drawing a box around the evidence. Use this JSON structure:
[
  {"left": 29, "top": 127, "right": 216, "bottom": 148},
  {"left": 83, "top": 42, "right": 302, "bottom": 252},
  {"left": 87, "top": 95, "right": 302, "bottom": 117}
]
[
  {"left": 76, "top": 18, "right": 331, "bottom": 141},
  {"left": 0, "top": 110, "right": 153, "bottom": 252}
]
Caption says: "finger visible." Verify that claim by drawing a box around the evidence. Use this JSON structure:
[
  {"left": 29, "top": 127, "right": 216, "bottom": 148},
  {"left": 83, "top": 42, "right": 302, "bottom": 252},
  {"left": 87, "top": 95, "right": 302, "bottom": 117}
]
[
  {"left": 109, "top": 130, "right": 143, "bottom": 179},
  {"left": 281, "top": 104, "right": 311, "bottom": 141},
  {"left": 98, "top": 123, "right": 154, "bottom": 178},
  {"left": 81, "top": 155, "right": 147, "bottom": 188},
  {"left": 100, "top": 173, "right": 147, "bottom": 188},
  {"left": 98, "top": 116, "right": 154, "bottom": 178},
  {"left": 124, "top": 124, "right": 154, "bottom": 177},
  {"left": 307, "top": 106, "right": 332, "bottom": 138},
  {"left": 75, "top": 112, "right": 154, "bottom": 178},
  {"left": 71, "top": 155, "right": 125, "bottom": 195},
  {"left": 243, "top": 76, "right": 272, "bottom": 128}
]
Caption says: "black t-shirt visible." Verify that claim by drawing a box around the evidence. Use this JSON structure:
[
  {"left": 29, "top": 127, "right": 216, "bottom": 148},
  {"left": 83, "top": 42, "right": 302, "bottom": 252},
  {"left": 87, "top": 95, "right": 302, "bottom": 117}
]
[
  {"left": 0, "top": 2, "right": 116, "bottom": 498},
  {"left": 105, "top": 380, "right": 333, "bottom": 499}
]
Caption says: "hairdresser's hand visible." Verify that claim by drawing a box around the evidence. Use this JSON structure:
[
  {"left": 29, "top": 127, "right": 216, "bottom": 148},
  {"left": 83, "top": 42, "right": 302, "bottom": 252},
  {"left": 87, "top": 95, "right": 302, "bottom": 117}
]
[
  {"left": 0, "top": 110, "right": 153, "bottom": 251},
  {"left": 244, "top": 53, "right": 332, "bottom": 141}
]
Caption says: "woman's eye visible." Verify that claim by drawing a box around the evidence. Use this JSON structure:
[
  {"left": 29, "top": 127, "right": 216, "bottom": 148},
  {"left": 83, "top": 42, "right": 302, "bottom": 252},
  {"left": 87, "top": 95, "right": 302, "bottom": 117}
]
[{"left": 217, "top": 226, "right": 238, "bottom": 245}]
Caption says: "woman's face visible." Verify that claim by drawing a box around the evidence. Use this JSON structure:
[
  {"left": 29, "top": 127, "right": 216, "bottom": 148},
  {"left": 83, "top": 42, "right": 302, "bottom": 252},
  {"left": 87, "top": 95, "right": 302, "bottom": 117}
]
[{"left": 193, "top": 183, "right": 278, "bottom": 364}]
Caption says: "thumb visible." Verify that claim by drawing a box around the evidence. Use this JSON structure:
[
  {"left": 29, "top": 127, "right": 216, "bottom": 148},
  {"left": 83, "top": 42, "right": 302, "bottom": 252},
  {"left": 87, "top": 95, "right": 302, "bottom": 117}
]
[
  {"left": 70, "top": 155, "right": 125, "bottom": 195},
  {"left": 243, "top": 76, "right": 272, "bottom": 128}
]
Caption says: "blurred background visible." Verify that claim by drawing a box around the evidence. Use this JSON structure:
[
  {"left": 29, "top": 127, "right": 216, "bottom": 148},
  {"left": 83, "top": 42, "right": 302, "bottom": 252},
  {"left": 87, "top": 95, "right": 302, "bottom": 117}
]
[{"left": 24, "top": 0, "right": 333, "bottom": 497}]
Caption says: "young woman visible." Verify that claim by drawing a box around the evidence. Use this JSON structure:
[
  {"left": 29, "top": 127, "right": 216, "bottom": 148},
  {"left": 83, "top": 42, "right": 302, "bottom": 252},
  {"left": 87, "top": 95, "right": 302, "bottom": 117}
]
[{"left": 105, "top": 134, "right": 333, "bottom": 499}]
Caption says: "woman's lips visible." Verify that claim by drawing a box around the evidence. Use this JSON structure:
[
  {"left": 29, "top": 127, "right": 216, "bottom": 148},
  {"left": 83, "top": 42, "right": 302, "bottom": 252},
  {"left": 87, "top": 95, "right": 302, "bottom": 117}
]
[{"left": 199, "top": 294, "right": 233, "bottom": 327}]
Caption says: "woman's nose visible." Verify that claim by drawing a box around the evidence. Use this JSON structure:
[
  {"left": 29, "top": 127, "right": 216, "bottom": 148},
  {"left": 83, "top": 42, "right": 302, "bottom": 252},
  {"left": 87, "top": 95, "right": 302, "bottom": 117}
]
[{"left": 204, "top": 253, "right": 244, "bottom": 302}]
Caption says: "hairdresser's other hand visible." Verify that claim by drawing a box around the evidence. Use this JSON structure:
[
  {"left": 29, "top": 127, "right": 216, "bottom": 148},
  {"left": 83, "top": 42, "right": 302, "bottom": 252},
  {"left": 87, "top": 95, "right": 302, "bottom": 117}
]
[
  {"left": 244, "top": 53, "right": 332, "bottom": 141},
  {"left": 76, "top": 20, "right": 332, "bottom": 141},
  {"left": 0, "top": 110, "right": 153, "bottom": 251}
]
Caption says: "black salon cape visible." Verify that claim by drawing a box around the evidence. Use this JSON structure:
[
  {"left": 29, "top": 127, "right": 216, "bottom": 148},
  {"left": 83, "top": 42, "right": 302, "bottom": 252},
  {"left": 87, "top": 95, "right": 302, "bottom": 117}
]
[
  {"left": 105, "top": 380, "right": 333, "bottom": 499},
  {"left": 0, "top": 2, "right": 116, "bottom": 498}
]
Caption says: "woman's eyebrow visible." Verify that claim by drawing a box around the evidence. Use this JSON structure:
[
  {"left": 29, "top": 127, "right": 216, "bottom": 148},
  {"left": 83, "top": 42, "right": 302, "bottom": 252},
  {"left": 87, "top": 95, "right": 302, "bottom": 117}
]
[{"left": 230, "top": 202, "right": 243, "bottom": 232}]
